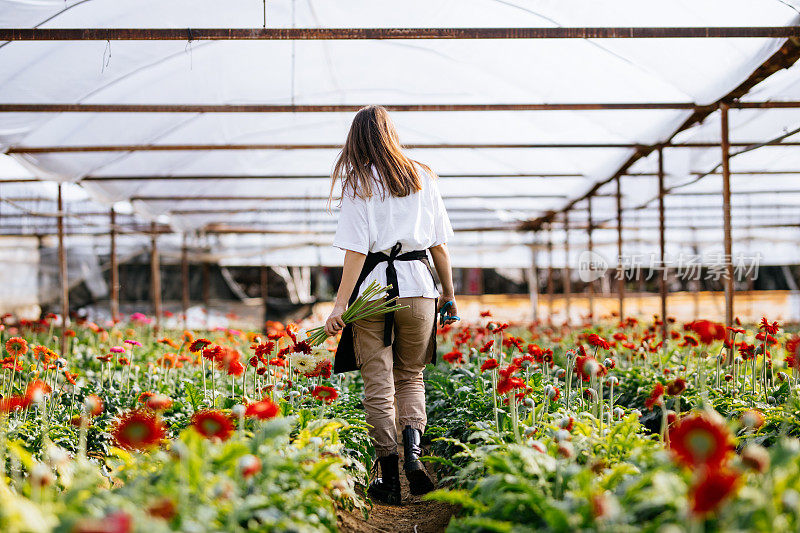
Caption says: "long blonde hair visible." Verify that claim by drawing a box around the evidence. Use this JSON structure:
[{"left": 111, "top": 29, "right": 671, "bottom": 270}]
[{"left": 329, "top": 106, "right": 433, "bottom": 205}]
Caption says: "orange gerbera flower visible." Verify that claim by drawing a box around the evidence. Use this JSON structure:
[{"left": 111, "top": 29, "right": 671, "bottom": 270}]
[
  {"left": 668, "top": 412, "right": 733, "bottom": 469},
  {"left": 192, "top": 410, "right": 234, "bottom": 441},
  {"left": 5, "top": 337, "right": 28, "bottom": 358}
]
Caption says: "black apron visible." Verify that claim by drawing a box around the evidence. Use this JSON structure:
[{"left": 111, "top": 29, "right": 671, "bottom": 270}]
[{"left": 333, "top": 242, "right": 438, "bottom": 374}]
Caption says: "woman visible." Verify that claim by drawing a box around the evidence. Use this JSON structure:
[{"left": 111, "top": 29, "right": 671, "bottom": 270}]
[{"left": 324, "top": 106, "right": 458, "bottom": 505}]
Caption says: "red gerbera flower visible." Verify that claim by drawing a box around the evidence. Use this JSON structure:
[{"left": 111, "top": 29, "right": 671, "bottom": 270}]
[
  {"left": 113, "top": 410, "right": 166, "bottom": 450},
  {"left": 759, "top": 317, "right": 780, "bottom": 335},
  {"left": 785, "top": 336, "right": 800, "bottom": 371},
  {"left": 192, "top": 410, "right": 234, "bottom": 441},
  {"left": 0, "top": 395, "right": 30, "bottom": 413},
  {"left": 480, "top": 358, "right": 499, "bottom": 372},
  {"left": 245, "top": 399, "right": 280, "bottom": 420},
  {"left": 587, "top": 334, "right": 611, "bottom": 350},
  {"left": 644, "top": 383, "right": 665, "bottom": 411},
  {"left": 5, "top": 337, "right": 28, "bottom": 358},
  {"left": 146, "top": 394, "right": 173, "bottom": 412},
  {"left": 202, "top": 345, "right": 223, "bottom": 362},
  {"left": 687, "top": 320, "right": 726, "bottom": 345},
  {"left": 311, "top": 385, "right": 339, "bottom": 404},
  {"left": 689, "top": 468, "right": 741, "bottom": 516},
  {"left": 666, "top": 378, "right": 687, "bottom": 397},
  {"left": 443, "top": 350, "right": 463, "bottom": 364},
  {"left": 479, "top": 340, "right": 494, "bottom": 353},
  {"left": 668, "top": 412, "right": 733, "bottom": 469},
  {"left": 189, "top": 338, "right": 212, "bottom": 353}
]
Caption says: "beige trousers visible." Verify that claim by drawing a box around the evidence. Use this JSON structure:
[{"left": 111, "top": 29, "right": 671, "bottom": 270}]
[{"left": 353, "top": 296, "right": 435, "bottom": 457}]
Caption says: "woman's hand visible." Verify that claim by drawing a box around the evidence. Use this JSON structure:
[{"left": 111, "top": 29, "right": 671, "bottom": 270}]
[
  {"left": 324, "top": 304, "right": 347, "bottom": 336},
  {"left": 438, "top": 297, "right": 458, "bottom": 325}
]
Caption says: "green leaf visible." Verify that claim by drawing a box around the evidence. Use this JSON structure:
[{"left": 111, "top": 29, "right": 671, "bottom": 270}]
[{"left": 185, "top": 381, "right": 202, "bottom": 412}]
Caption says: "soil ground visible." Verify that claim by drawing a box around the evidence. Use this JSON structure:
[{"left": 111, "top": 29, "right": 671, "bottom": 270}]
[{"left": 336, "top": 450, "right": 458, "bottom": 533}]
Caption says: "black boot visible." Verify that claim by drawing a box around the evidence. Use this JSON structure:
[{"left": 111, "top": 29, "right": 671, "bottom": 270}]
[
  {"left": 402, "top": 426, "right": 435, "bottom": 495},
  {"left": 367, "top": 454, "right": 401, "bottom": 505}
]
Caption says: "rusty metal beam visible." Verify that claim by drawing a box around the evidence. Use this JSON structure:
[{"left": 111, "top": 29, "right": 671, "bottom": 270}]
[
  {"left": 586, "top": 196, "right": 595, "bottom": 321},
  {"left": 1, "top": 27, "right": 798, "bottom": 41},
  {"left": 150, "top": 222, "right": 162, "bottom": 331},
  {"left": 616, "top": 176, "right": 624, "bottom": 322},
  {"left": 721, "top": 103, "right": 735, "bottom": 357},
  {"left": 81, "top": 172, "right": 586, "bottom": 181},
  {"left": 57, "top": 183, "right": 69, "bottom": 357},
  {"left": 10, "top": 141, "right": 800, "bottom": 153},
  {"left": 109, "top": 207, "right": 119, "bottom": 322},
  {"left": 4, "top": 101, "right": 800, "bottom": 114},
  {"left": 658, "top": 147, "right": 668, "bottom": 353},
  {"left": 563, "top": 211, "right": 571, "bottom": 325}
]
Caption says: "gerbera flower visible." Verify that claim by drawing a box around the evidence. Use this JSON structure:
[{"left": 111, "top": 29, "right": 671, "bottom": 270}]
[
  {"left": 268, "top": 357, "right": 286, "bottom": 367},
  {"left": 109, "top": 346, "right": 125, "bottom": 354},
  {"left": 146, "top": 394, "right": 173, "bottom": 412},
  {"left": 245, "top": 399, "right": 280, "bottom": 420},
  {"left": 137, "top": 391, "right": 155, "bottom": 404},
  {"left": 253, "top": 341, "right": 275, "bottom": 359},
  {"left": 202, "top": 345, "right": 222, "bottom": 362},
  {"left": 238, "top": 454, "right": 262, "bottom": 478},
  {"left": 292, "top": 340, "right": 312, "bottom": 355},
  {"left": 587, "top": 334, "right": 611, "bottom": 350},
  {"left": 192, "top": 410, "right": 234, "bottom": 441},
  {"left": 291, "top": 352, "right": 316, "bottom": 375},
  {"left": 739, "top": 409, "right": 765, "bottom": 431},
  {"left": 575, "top": 355, "right": 601, "bottom": 382},
  {"left": 314, "top": 359, "right": 332, "bottom": 379},
  {"left": 442, "top": 350, "right": 463, "bottom": 364},
  {"left": 668, "top": 412, "right": 733, "bottom": 469},
  {"left": 311, "top": 385, "right": 339, "bottom": 404},
  {"left": 113, "top": 410, "right": 166, "bottom": 450},
  {"left": 0, "top": 395, "right": 30, "bottom": 413},
  {"left": 689, "top": 468, "right": 741, "bottom": 516},
  {"left": 25, "top": 380, "right": 52, "bottom": 403},
  {"left": 759, "top": 317, "right": 780, "bottom": 335},
  {"left": 124, "top": 339, "right": 143, "bottom": 347},
  {"left": 666, "top": 378, "right": 687, "bottom": 396},
  {"left": 5, "top": 337, "right": 28, "bottom": 358},
  {"left": 480, "top": 358, "right": 499, "bottom": 372},
  {"left": 687, "top": 320, "right": 726, "bottom": 345},
  {"left": 189, "top": 338, "right": 212, "bottom": 353},
  {"left": 644, "top": 383, "right": 665, "bottom": 411},
  {"left": 85, "top": 394, "right": 103, "bottom": 417},
  {"left": 479, "top": 340, "right": 494, "bottom": 353}
]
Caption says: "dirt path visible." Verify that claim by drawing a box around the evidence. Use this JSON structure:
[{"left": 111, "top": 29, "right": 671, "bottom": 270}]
[{"left": 337, "top": 452, "right": 458, "bottom": 533}]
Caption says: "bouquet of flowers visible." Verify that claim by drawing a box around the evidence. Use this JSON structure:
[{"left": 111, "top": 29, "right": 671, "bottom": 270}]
[{"left": 305, "top": 281, "right": 406, "bottom": 346}]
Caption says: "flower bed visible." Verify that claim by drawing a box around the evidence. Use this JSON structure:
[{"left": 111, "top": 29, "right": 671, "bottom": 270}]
[
  {"left": 424, "top": 314, "right": 800, "bottom": 531},
  {"left": 0, "top": 311, "right": 799, "bottom": 531}
]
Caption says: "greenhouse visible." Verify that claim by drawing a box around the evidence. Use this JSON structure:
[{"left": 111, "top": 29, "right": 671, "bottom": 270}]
[{"left": 1, "top": 1, "right": 800, "bottom": 531}]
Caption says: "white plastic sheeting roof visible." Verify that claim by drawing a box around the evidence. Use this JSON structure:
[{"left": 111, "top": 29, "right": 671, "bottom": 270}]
[{"left": 0, "top": 0, "right": 799, "bottom": 267}]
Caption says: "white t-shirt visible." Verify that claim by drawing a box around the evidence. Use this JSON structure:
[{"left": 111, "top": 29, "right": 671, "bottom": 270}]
[{"left": 332, "top": 166, "right": 454, "bottom": 299}]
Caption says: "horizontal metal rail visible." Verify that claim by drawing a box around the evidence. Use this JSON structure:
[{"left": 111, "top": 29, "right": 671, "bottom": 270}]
[{"left": 1, "top": 27, "right": 798, "bottom": 41}]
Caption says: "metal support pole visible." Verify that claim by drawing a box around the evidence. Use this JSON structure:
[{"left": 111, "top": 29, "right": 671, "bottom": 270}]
[
  {"left": 57, "top": 184, "right": 69, "bottom": 356},
  {"left": 261, "top": 265, "right": 269, "bottom": 333},
  {"left": 150, "top": 222, "right": 162, "bottom": 331},
  {"left": 616, "top": 176, "right": 625, "bottom": 322},
  {"left": 528, "top": 242, "right": 540, "bottom": 323},
  {"left": 109, "top": 207, "right": 119, "bottom": 322},
  {"left": 721, "top": 103, "right": 735, "bottom": 361},
  {"left": 587, "top": 196, "right": 595, "bottom": 322},
  {"left": 563, "top": 212, "right": 572, "bottom": 325},
  {"left": 547, "top": 225, "right": 554, "bottom": 323},
  {"left": 658, "top": 147, "right": 668, "bottom": 352},
  {"left": 181, "top": 235, "right": 189, "bottom": 329},
  {"left": 202, "top": 263, "right": 211, "bottom": 325}
]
